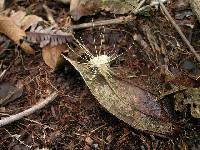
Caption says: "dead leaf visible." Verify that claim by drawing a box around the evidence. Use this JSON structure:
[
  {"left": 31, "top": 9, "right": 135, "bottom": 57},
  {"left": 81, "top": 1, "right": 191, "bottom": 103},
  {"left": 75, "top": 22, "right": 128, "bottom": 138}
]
[
  {"left": 164, "top": 85, "right": 200, "bottom": 119},
  {"left": 175, "top": 88, "right": 200, "bottom": 118},
  {"left": 42, "top": 44, "right": 67, "bottom": 69},
  {"left": 10, "top": 10, "right": 43, "bottom": 31},
  {"left": 69, "top": 0, "right": 138, "bottom": 21},
  {"left": 21, "top": 15, "right": 43, "bottom": 31},
  {"left": 0, "top": 11, "right": 43, "bottom": 54},
  {"left": 70, "top": 0, "right": 101, "bottom": 21},
  {"left": 101, "top": 0, "right": 138, "bottom": 14},
  {"left": 10, "top": 11, "right": 26, "bottom": 27},
  {"left": 63, "top": 56, "right": 178, "bottom": 136},
  {"left": 0, "top": 82, "right": 23, "bottom": 106},
  {"left": 0, "top": 15, "right": 34, "bottom": 54}
]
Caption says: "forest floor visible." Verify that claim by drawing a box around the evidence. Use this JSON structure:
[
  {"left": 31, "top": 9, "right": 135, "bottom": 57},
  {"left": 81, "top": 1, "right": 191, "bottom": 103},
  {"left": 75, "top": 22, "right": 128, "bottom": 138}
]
[{"left": 0, "top": 0, "right": 200, "bottom": 149}]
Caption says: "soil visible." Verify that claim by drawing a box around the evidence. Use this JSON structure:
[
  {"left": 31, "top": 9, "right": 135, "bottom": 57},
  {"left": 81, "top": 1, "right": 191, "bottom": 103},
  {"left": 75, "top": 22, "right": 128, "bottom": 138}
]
[{"left": 0, "top": 0, "right": 200, "bottom": 149}]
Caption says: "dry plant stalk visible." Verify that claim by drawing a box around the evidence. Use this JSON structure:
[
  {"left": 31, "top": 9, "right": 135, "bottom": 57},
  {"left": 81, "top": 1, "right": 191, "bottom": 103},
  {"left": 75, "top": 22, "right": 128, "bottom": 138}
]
[
  {"left": 71, "top": 16, "right": 133, "bottom": 30},
  {"left": 190, "top": 0, "right": 200, "bottom": 22}
]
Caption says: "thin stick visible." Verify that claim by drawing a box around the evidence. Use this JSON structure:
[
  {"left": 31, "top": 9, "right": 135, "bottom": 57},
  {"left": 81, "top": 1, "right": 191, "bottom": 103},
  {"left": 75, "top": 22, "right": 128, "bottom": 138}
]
[
  {"left": 71, "top": 16, "right": 133, "bottom": 30},
  {"left": 159, "top": 1, "right": 200, "bottom": 62},
  {"left": 133, "top": 0, "right": 146, "bottom": 14},
  {"left": 70, "top": 1, "right": 166, "bottom": 30},
  {"left": 0, "top": 92, "right": 58, "bottom": 127},
  {"left": 0, "top": 69, "right": 6, "bottom": 81}
]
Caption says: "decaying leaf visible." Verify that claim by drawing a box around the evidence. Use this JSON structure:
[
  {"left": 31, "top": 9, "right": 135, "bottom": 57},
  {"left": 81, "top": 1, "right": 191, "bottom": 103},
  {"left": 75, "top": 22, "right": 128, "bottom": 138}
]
[
  {"left": 11, "top": 11, "right": 43, "bottom": 31},
  {"left": 42, "top": 44, "right": 67, "bottom": 69},
  {"left": 0, "top": 11, "right": 43, "bottom": 54},
  {"left": 0, "top": 82, "right": 23, "bottom": 106},
  {"left": 175, "top": 88, "right": 200, "bottom": 118},
  {"left": 10, "top": 10, "right": 43, "bottom": 31},
  {"left": 10, "top": 11, "right": 27, "bottom": 27},
  {"left": 0, "top": 15, "right": 34, "bottom": 54},
  {"left": 26, "top": 25, "right": 73, "bottom": 47},
  {"left": 70, "top": 0, "right": 101, "bottom": 21},
  {"left": 101, "top": 0, "right": 138, "bottom": 14},
  {"left": 68, "top": 0, "right": 138, "bottom": 20},
  {"left": 63, "top": 55, "right": 178, "bottom": 136}
]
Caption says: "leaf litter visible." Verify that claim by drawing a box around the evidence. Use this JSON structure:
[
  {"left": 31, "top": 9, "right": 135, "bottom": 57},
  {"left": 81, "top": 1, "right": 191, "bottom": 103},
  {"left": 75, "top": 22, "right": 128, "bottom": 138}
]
[
  {"left": 0, "top": 0, "right": 200, "bottom": 149},
  {"left": 0, "top": 10, "right": 43, "bottom": 54},
  {"left": 58, "top": 0, "right": 138, "bottom": 20}
]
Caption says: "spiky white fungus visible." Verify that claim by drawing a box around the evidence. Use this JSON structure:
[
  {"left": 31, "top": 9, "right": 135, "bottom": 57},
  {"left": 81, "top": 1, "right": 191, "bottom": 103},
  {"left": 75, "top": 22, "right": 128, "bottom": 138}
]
[
  {"left": 88, "top": 54, "right": 111, "bottom": 75},
  {"left": 89, "top": 55, "right": 111, "bottom": 68}
]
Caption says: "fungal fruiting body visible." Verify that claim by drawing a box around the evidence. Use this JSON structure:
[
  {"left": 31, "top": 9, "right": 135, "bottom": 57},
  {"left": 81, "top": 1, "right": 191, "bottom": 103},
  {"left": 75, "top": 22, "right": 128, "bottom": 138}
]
[{"left": 88, "top": 54, "right": 111, "bottom": 76}]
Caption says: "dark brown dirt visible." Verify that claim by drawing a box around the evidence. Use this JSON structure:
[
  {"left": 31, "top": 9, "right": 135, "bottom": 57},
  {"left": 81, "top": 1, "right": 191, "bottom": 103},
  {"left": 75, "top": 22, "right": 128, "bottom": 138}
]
[{"left": 0, "top": 0, "right": 200, "bottom": 149}]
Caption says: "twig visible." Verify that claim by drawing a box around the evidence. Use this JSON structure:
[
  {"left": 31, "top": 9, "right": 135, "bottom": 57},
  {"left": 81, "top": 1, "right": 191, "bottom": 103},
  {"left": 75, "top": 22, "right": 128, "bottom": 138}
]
[
  {"left": 159, "top": 1, "right": 200, "bottom": 62},
  {"left": 0, "top": 92, "right": 58, "bottom": 127},
  {"left": 0, "top": 69, "right": 6, "bottom": 81},
  {"left": 70, "top": 16, "right": 133, "bottom": 30},
  {"left": 133, "top": 0, "right": 146, "bottom": 14},
  {"left": 69, "top": 1, "right": 163, "bottom": 30}
]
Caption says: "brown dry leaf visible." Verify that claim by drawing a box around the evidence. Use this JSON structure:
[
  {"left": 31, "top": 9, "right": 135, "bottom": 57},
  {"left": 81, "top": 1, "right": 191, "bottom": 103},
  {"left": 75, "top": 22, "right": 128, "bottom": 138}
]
[
  {"left": 42, "top": 44, "right": 67, "bottom": 69},
  {"left": 0, "top": 11, "right": 43, "bottom": 54},
  {"left": 70, "top": 0, "right": 101, "bottom": 21},
  {"left": 63, "top": 56, "right": 178, "bottom": 136},
  {"left": 10, "top": 10, "right": 43, "bottom": 31},
  {"left": 20, "top": 15, "right": 43, "bottom": 31},
  {"left": 0, "top": 15, "right": 34, "bottom": 54},
  {"left": 69, "top": 0, "right": 138, "bottom": 21},
  {"left": 101, "top": 0, "right": 138, "bottom": 14},
  {"left": 10, "top": 11, "right": 26, "bottom": 26},
  {"left": 0, "top": 82, "right": 23, "bottom": 106}
]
